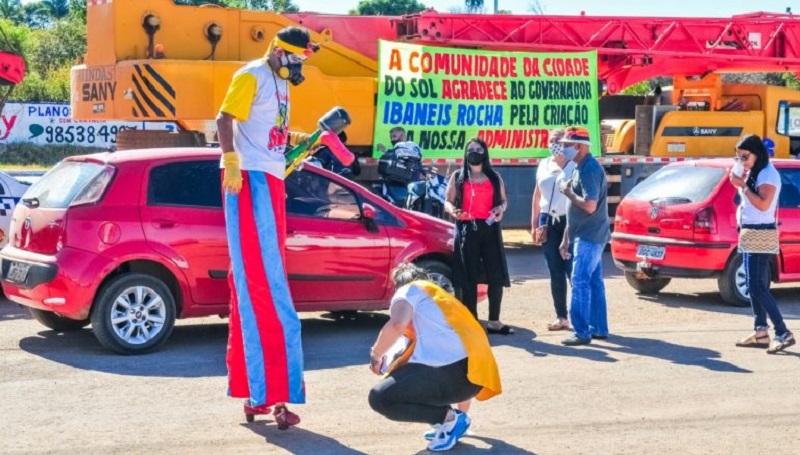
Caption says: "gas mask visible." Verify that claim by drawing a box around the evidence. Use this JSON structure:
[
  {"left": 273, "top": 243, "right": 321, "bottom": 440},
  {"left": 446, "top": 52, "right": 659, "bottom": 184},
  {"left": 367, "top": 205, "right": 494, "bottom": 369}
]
[
  {"left": 278, "top": 54, "right": 306, "bottom": 86},
  {"left": 466, "top": 152, "right": 484, "bottom": 165}
]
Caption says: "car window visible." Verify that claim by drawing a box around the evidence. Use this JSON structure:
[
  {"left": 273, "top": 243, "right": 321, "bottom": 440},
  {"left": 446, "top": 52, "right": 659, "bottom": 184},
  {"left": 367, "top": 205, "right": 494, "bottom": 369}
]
[
  {"left": 148, "top": 160, "right": 222, "bottom": 208},
  {"left": 626, "top": 166, "right": 726, "bottom": 204},
  {"left": 285, "top": 170, "right": 360, "bottom": 221},
  {"left": 23, "top": 161, "right": 107, "bottom": 209},
  {"left": 779, "top": 169, "right": 800, "bottom": 209}
]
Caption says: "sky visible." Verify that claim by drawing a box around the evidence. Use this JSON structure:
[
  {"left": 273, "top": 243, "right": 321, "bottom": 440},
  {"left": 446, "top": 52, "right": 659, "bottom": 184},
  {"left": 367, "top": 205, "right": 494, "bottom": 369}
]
[{"left": 292, "top": 0, "right": 796, "bottom": 16}]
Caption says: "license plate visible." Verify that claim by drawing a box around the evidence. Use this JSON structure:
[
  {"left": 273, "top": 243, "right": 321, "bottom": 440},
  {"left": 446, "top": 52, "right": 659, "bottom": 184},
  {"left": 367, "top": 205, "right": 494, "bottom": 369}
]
[
  {"left": 6, "top": 261, "right": 30, "bottom": 283},
  {"left": 636, "top": 245, "right": 666, "bottom": 260}
]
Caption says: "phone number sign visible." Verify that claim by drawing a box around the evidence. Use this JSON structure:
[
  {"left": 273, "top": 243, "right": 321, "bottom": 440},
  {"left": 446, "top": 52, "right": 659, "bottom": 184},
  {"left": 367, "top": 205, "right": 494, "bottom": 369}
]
[{"left": 0, "top": 103, "right": 175, "bottom": 146}]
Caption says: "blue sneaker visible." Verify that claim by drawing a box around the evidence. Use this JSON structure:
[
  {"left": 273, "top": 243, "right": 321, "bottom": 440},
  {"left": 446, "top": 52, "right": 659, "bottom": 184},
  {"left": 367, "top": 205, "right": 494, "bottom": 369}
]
[
  {"left": 427, "top": 411, "right": 469, "bottom": 451},
  {"left": 424, "top": 414, "right": 471, "bottom": 441}
]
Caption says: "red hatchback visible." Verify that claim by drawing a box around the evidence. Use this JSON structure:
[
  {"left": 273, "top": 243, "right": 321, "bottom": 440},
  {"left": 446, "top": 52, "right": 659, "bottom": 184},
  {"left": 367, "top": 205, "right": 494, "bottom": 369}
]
[
  {"left": 612, "top": 159, "right": 800, "bottom": 306},
  {"left": 1, "top": 148, "right": 457, "bottom": 354}
]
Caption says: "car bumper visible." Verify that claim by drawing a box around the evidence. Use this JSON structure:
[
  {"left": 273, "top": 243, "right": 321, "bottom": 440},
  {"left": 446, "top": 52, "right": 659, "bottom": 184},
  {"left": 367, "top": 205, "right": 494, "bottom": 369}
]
[
  {"left": 611, "top": 233, "right": 734, "bottom": 278},
  {"left": 0, "top": 246, "right": 110, "bottom": 320}
]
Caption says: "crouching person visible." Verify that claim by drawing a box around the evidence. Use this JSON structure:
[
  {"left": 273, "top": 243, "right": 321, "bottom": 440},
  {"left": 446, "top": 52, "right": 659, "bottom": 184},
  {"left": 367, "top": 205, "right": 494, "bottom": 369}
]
[{"left": 368, "top": 263, "right": 502, "bottom": 452}]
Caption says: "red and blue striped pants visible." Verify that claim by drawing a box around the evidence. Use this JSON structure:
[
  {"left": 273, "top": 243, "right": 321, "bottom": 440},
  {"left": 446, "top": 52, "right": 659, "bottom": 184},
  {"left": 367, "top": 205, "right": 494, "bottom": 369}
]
[{"left": 223, "top": 170, "right": 305, "bottom": 407}]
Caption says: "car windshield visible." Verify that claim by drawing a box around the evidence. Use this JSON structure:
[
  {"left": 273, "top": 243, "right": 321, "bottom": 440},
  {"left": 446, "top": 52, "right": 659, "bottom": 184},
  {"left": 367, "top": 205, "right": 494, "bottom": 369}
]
[
  {"left": 626, "top": 166, "right": 726, "bottom": 204},
  {"left": 23, "top": 161, "right": 107, "bottom": 209}
]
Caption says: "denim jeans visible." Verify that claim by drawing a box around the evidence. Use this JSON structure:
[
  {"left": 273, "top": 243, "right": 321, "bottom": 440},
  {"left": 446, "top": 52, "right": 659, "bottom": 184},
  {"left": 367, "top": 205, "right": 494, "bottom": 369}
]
[
  {"left": 539, "top": 213, "right": 571, "bottom": 319},
  {"left": 744, "top": 252, "right": 788, "bottom": 337},
  {"left": 569, "top": 238, "right": 608, "bottom": 340}
]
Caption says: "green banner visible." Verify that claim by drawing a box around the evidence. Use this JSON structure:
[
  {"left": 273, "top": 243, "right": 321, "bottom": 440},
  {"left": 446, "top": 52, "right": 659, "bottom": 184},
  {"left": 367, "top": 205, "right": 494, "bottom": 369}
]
[{"left": 373, "top": 41, "right": 601, "bottom": 159}]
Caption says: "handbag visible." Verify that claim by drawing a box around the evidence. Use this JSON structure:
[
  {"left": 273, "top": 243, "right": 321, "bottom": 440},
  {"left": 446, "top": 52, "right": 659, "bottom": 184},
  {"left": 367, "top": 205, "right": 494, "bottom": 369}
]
[
  {"left": 739, "top": 227, "right": 779, "bottom": 254},
  {"left": 533, "top": 162, "right": 559, "bottom": 245},
  {"left": 738, "top": 197, "right": 779, "bottom": 254}
]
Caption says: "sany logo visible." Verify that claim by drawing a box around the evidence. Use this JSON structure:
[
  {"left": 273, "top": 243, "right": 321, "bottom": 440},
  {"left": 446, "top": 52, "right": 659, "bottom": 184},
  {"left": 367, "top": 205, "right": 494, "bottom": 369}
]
[
  {"left": 268, "top": 126, "right": 288, "bottom": 149},
  {"left": 0, "top": 115, "right": 18, "bottom": 140}
]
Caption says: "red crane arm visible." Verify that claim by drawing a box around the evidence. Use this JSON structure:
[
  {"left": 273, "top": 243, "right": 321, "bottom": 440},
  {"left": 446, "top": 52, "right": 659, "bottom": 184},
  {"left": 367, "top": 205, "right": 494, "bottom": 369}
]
[{"left": 395, "top": 11, "right": 800, "bottom": 93}]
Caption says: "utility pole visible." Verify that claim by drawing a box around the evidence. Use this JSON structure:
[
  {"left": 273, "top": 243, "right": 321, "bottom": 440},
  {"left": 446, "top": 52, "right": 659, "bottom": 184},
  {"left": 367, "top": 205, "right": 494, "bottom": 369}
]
[{"left": 494, "top": 0, "right": 499, "bottom": 14}]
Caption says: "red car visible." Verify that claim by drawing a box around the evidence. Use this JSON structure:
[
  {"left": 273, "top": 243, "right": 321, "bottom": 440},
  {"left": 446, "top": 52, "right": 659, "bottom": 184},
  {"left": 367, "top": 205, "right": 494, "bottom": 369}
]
[
  {"left": 1, "top": 148, "right": 457, "bottom": 354},
  {"left": 612, "top": 159, "right": 800, "bottom": 306}
]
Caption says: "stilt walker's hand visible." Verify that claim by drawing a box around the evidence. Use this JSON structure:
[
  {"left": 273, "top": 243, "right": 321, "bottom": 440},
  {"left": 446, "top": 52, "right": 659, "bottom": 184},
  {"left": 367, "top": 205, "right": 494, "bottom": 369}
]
[{"left": 223, "top": 152, "right": 243, "bottom": 194}]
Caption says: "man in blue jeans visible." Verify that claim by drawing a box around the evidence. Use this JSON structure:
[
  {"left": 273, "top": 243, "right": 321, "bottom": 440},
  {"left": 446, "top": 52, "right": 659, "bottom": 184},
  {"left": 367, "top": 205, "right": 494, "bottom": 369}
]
[{"left": 557, "top": 126, "right": 610, "bottom": 346}]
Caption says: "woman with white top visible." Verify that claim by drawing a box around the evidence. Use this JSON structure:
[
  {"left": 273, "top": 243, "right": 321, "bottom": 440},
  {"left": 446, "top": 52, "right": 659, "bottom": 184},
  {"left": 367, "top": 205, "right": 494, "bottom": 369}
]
[
  {"left": 531, "top": 129, "right": 577, "bottom": 331},
  {"left": 730, "top": 134, "right": 795, "bottom": 354},
  {"left": 368, "top": 263, "right": 501, "bottom": 452}
]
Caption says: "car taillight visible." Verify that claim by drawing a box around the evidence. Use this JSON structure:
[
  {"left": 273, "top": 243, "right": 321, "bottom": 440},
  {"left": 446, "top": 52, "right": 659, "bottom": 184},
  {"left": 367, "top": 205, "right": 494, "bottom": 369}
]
[
  {"left": 614, "top": 203, "right": 624, "bottom": 230},
  {"left": 70, "top": 165, "right": 115, "bottom": 207},
  {"left": 694, "top": 207, "right": 716, "bottom": 234}
]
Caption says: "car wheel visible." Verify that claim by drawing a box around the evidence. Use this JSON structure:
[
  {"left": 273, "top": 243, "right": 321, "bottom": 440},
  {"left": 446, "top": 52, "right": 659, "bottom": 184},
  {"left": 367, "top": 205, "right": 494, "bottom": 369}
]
[
  {"left": 90, "top": 273, "right": 177, "bottom": 354},
  {"left": 29, "top": 308, "right": 90, "bottom": 332},
  {"left": 623, "top": 271, "right": 671, "bottom": 294},
  {"left": 718, "top": 253, "right": 758, "bottom": 307},
  {"left": 416, "top": 260, "right": 454, "bottom": 294}
]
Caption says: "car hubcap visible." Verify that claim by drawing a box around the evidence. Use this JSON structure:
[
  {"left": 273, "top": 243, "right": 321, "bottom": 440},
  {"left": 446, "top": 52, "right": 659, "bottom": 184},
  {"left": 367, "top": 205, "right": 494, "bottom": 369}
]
[
  {"left": 735, "top": 262, "right": 750, "bottom": 300},
  {"left": 427, "top": 272, "right": 454, "bottom": 295},
  {"left": 110, "top": 285, "right": 166, "bottom": 345}
]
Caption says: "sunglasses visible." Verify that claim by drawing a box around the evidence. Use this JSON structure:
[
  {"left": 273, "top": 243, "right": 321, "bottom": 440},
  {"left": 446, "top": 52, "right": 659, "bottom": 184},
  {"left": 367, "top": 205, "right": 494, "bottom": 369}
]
[{"left": 466, "top": 147, "right": 484, "bottom": 154}]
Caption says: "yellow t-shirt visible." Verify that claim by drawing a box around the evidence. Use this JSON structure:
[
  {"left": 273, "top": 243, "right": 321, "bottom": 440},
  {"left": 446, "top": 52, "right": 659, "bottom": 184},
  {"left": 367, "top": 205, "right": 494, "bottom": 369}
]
[{"left": 219, "top": 59, "right": 290, "bottom": 179}]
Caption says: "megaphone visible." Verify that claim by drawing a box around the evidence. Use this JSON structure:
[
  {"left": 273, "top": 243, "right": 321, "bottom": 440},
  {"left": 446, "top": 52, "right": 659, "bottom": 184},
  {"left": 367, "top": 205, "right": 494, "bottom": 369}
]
[{"left": 284, "top": 106, "right": 353, "bottom": 177}]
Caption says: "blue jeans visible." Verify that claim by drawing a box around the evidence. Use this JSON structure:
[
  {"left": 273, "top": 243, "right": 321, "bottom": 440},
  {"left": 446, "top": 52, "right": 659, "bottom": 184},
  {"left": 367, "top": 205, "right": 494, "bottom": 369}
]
[
  {"left": 539, "top": 213, "right": 571, "bottom": 319},
  {"left": 744, "top": 252, "right": 788, "bottom": 337},
  {"left": 569, "top": 238, "right": 608, "bottom": 340}
]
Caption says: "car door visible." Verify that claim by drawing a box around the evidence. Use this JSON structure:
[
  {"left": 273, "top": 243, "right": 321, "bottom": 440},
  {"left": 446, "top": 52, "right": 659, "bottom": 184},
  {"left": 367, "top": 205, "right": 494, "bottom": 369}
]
[
  {"left": 140, "top": 159, "right": 229, "bottom": 305},
  {"left": 777, "top": 167, "right": 800, "bottom": 275},
  {"left": 284, "top": 168, "right": 391, "bottom": 303}
]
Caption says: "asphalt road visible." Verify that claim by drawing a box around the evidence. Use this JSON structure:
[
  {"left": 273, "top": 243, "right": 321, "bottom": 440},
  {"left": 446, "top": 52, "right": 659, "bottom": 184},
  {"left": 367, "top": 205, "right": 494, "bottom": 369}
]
[{"left": 1, "top": 246, "right": 799, "bottom": 455}]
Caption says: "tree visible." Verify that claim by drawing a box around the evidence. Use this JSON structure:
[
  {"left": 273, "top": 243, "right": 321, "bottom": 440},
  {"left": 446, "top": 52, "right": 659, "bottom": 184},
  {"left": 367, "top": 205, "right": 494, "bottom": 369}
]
[
  {"left": 40, "top": 0, "right": 70, "bottom": 19},
  {"left": 68, "top": 0, "right": 86, "bottom": 22},
  {"left": 350, "top": 0, "right": 426, "bottom": 16},
  {"left": 0, "top": 0, "right": 23, "bottom": 24},
  {"left": 25, "top": 16, "right": 86, "bottom": 76},
  {"left": 464, "top": 0, "right": 483, "bottom": 13},
  {"left": 22, "top": 3, "right": 49, "bottom": 28}
]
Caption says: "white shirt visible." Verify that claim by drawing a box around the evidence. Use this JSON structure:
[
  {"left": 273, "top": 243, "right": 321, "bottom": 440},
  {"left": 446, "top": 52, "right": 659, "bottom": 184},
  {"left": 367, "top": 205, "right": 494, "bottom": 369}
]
[
  {"left": 738, "top": 163, "right": 782, "bottom": 225},
  {"left": 390, "top": 284, "right": 467, "bottom": 367},
  {"left": 219, "top": 59, "right": 290, "bottom": 179},
  {"left": 536, "top": 157, "right": 575, "bottom": 218}
]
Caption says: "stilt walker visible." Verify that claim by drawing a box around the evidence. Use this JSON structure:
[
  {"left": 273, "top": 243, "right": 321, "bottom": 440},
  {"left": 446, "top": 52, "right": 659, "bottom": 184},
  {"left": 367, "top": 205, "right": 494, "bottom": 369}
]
[{"left": 216, "top": 26, "right": 318, "bottom": 429}]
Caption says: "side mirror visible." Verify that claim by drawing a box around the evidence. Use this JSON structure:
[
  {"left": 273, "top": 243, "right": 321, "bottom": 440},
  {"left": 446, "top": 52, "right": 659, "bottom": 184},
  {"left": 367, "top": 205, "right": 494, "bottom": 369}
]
[
  {"left": 362, "top": 203, "right": 376, "bottom": 220},
  {"left": 776, "top": 100, "right": 800, "bottom": 136},
  {"left": 361, "top": 202, "right": 379, "bottom": 233}
]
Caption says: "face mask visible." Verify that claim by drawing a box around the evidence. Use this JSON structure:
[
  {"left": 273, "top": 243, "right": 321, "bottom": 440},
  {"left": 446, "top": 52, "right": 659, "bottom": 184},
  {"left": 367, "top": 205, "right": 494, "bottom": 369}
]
[
  {"left": 561, "top": 145, "right": 578, "bottom": 161},
  {"left": 467, "top": 152, "right": 484, "bottom": 165}
]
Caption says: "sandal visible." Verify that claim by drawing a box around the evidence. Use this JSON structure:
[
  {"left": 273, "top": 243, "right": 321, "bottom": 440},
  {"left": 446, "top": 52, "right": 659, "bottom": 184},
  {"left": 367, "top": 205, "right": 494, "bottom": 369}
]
[
  {"left": 547, "top": 319, "right": 572, "bottom": 331},
  {"left": 767, "top": 332, "right": 796, "bottom": 354},
  {"left": 486, "top": 324, "right": 514, "bottom": 335},
  {"left": 735, "top": 332, "right": 770, "bottom": 349}
]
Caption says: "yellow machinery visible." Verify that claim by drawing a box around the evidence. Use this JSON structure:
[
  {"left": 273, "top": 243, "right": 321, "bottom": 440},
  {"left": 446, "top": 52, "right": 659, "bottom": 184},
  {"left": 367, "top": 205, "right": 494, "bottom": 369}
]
[
  {"left": 607, "top": 74, "right": 800, "bottom": 158},
  {"left": 71, "top": 0, "right": 378, "bottom": 148}
]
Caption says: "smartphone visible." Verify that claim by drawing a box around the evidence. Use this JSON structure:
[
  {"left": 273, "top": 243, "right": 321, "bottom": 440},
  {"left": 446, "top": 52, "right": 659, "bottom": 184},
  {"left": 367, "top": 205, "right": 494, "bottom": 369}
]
[{"left": 486, "top": 216, "right": 496, "bottom": 226}]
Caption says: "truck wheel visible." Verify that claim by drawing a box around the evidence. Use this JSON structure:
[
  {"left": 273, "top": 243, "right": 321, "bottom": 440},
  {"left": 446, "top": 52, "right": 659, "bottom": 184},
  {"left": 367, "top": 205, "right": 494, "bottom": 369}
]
[
  {"left": 90, "top": 273, "right": 177, "bottom": 355},
  {"left": 416, "top": 260, "right": 454, "bottom": 294},
  {"left": 624, "top": 272, "right": 671, "bottom": 294},
  {"left": 29, "top": 308, "right": 90, "bottom": 331},
  {"left": 718, "top": 253, "right": 755, "bottom": 307}
]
